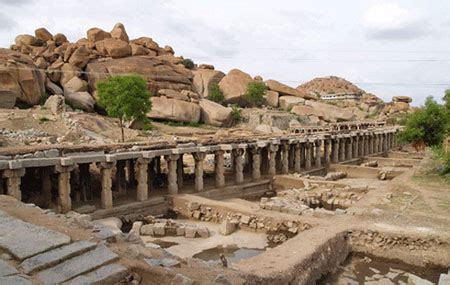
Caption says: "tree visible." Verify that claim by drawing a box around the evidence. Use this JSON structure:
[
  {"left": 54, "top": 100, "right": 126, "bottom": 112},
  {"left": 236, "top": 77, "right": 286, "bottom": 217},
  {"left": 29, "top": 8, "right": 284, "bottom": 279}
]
[
  {"left": 181, "top": 58, "right": 194, "bottom": 69},
  {"left": 399, "top": 96, "right": 448, "bottom": 147},
  {"left": 97, "top": 75, "right": 151, "bottom": 142},
  {"left": 244, "top": 81, "right": 266, "bottom": 107},
  {"left": 208, "top": 83, "right": 225, "bottom": 104}
]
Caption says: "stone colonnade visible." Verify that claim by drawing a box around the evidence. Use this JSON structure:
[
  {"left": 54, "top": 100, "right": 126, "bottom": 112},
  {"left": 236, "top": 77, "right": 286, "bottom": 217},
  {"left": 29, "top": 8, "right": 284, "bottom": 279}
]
[{"left": 0, "top": 130, "right": 399, "bottom": 213}]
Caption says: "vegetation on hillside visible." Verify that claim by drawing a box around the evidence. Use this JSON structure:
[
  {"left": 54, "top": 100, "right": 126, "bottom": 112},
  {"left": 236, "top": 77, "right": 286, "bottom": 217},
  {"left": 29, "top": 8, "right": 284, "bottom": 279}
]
[
  {"left": 208, "top": 83, "right": 225, "bottom": 104},
  {"left": 181, "top": 58, "right": 194, "bottom": 69},
  {"left": 97, "top": 74, "right": 151, "bottom": 142},
  {"left": 244, "top": 81, "right": 266, "bottom": 107}
]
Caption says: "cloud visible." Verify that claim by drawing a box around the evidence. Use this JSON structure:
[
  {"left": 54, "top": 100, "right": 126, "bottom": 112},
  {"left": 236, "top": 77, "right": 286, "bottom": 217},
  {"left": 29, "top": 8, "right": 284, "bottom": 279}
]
[
  {"left": 0, "top": 13, "right": 17, "bottom": 31},
  {"left": 364, "top": 3, "right": 428, "bottom": 40},
  {"left": 0, "top": 0, "right": 32, "bottom": 5}
]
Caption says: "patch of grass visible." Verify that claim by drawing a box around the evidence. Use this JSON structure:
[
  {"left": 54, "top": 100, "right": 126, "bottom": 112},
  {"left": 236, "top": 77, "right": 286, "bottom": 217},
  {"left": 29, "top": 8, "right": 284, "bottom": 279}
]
[
  {"left": 40, "top": 92, "right": 49, "bottom": 106},
  {"left": 38, "top": 116, "right": 49, "bottom": 124}
]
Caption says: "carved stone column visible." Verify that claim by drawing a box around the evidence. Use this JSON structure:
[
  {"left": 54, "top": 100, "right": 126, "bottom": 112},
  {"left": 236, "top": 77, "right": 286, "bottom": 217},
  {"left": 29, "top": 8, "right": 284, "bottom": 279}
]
[
  {"left": 234, "top": 148, "right": 245, "bottom": 184},
  {"left": 305, "top": 142, "right": 312, "bottom": 170},
  {"left": 339, "top": 138, "right": 346, "bottom": 161},
  {"left": 136, "top": 158, "right": 150, "bottom": 201},
  {"left": 165, "top": 154, "right": 180, "bottom": 195},
  {"left": 56, "top": 165, "right": 75, "bottom": 214},
  {"left": 177, "top": 154, "right": 184, "bottom": 189},
  {"left": 193, "top": 152, "right": 206, "bottom": 192},
  {"left": 250, "top": 147, "right": 261, "bottom": 180},
  {"left": 268, "top": 144, "right": 279, "bottom": 176},
  {"left": 2, "top": 168, "right": 25, "bottom": 201},
  {"left": 324, "top": 139, "right": 330, "bottom": 166},
  {"left": 214, "top": 150, "right": 225, "bottom": 188},
  {"left": 294, "top": 143, "right": 301, "bottom": 173},
  {"left": 97, "top": 162, "right": 115, "bottom": 209},
  {"left": 332, "top": 139, "right": 339, "bottom": 163},
  {"left": 315, "top": 140, "right": 322, "bottom": 168},
  {"left": 346, "top": 137, "right": 353, "bottom": 160},
  {"left": 354, "top": 136, "right": 359, "bottom": 158},
  {"left": 281, "top": 142, "right": 290, "bottom": 174}
]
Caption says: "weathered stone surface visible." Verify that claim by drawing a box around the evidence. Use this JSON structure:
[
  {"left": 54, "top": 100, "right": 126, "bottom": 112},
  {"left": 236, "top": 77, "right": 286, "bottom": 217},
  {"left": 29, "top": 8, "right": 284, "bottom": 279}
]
[
  {"left": 35, "top": 28, "right": 53, "bottom": 42},
  {"left": 196, "top": 227, "right": 209, "bottom": 238},
  {"left": 158, "top": 89, "right": 189, "bottom": 101},
  {"left": 148, "top": 97, "right": 201, "bottom": 123},
  {"left": 20, "top": 241, "right": 96, "bottom": 274},
  {"left": 192, "top": 69, "right": 225, "bottom": 98},
  {"left": 185, "top": 226, "right": 197, "bottom": 238},
  {"left": 171, "top": 273, "right": 194, "bottom": 285},
  {"left": 15, "top": 34, "right": 42, "bottom": 47},
  {"left": 130, "top": 43, "right": 153, "bottom": 56},
  {"left": 96, "top": 38, "right": 131, "bottom": 58},
  {"left": 60, "top": 63, "right": 82, "bottom": 86},
  {"left": 0, "top": 211, "right": 71, "bottom": 260},
  {"left": 45, "top": 78, "right": 63, "bottom": 95},
  {"left": 140, "top": 224, "right": 154, "bottom": 236},
  {"left": 199, "top": 99, "right": 232, "bottom": 127},
  {"left": 0, "top": 275, "right": 32, "bottom": 285},
  {"left": 266, "top": 79, "right": 316, "bottom": 100},
  {"left": 68, "top": 46, "right": 90, "bottom": 69},
  {"left": 153, "top": 222, "right": 165, "bottom": 236},
  {"left": 44, "top": 95, "right": 65, "bottom": 115},
  {"left": 219, "top": 220, "right": 235, "bottom": 236},
  {"left": 0, "top": 259, "right": 18, "bottom": 277},
  {"left": 36, "top": 245, "right": 119, "bottom": 284},
  {"left": 304, "top": 100, "right": 354, "bottom": 122},
  {"left": 87, "top": 28, "right": 111, "bottom": 44},
  {"left": 131, "top": 37, "right": 159, "bottom": 51},
  {"left": 291, "top": 105, "right": 325, "bottom": 118},
  {"left": 214, "top": 274, "right": 232, "bottom": 284},
  {"left": 63, "top": 77, "right": 88, "bottom": 95},
  {"left": 279, "top": 96, "right": 305, "bottom": 110},
  {"left": 0, "top": 48, "right": 45, "bottom": 107},
  {"left": 65, "top": 92, "right": 95, "bottom": 112},
  {"left": 64, "top": 263, "right": 128, "bottom": 285},
  {"left": 54, "top": 33, "right": 68, "bottom": 46},
  {"left": 218, "top": 69, "right": 252, "bottom": 105},
  {"left": 391, "top": 101, "right": 410, "bottom": 113},
  {"left": 392, "top": 96, "right": 412, "bottom": 103},
  {"left": 145, "top": 258, "right": 180, "bottom": 268},
  {"left": 264, "top": 90, "right": 279, "bottom": 107},
  {"left": 110, "top": 23, "right": 129, "bottom": 42},
  {"left": 86, "top": 56, "right": 193, "bottom": 94}
]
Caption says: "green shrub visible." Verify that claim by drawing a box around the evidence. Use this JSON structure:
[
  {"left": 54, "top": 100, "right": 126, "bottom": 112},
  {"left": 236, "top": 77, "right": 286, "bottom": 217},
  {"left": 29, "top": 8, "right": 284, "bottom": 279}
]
[
  {"left": 181, "top": 58, "right": 194, "bottom": 69},
  {"left": 38, "top": 116, "right": 49, "bottom": 123},
  {"left": 244, "top": 81, "right": 266, "bottom": 107},
  {"left": 230, "top": 104, "right": 242, "bottom": 122},
  {"left": 39, "top": 92, "right": 49, "bottom": 106},
  {"left": 208, "top": 83, "right": 225, "bottom": 104}
]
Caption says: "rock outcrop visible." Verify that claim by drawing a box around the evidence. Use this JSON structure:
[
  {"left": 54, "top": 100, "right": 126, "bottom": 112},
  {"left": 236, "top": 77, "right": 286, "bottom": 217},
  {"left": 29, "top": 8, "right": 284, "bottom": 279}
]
[
  {"left": 199, "top": 99, "right": 232, "bottom": 127},
  {"left": 218, "top": 69, "right": 252, "bottom": 105},
  {"left": 148, "top": 97, "right": 201, "bottom": 123},
  {"left": 266, "top": 79, "right": 316, "bottom": 100},
  {"left": 192, "top": 68, "right": 225, "bottom": 98}
]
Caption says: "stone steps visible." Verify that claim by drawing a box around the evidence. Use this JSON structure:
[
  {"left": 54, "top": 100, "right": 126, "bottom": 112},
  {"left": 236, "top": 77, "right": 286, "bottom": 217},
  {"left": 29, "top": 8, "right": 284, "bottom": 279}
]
[
  {"left": 63, "top": 263, "right": 128, "bottom": 285},
  {"left": 20, "top": 240, "right": 97, "bottom": 274},
  {"left": 36, "top": 245, "right": 120, "bottom": 284}
]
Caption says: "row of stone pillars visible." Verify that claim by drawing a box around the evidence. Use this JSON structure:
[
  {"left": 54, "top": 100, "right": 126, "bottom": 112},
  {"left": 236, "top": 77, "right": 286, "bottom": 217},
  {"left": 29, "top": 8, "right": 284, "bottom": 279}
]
[{"left": 0, "top": 131, "right": 398, "bottom": 213}]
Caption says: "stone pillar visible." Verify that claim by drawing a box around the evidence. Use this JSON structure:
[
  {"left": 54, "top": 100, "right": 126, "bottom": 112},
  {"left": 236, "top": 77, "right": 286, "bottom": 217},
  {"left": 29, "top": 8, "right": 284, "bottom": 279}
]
[
  {"left": 234, "top": 148, "right": 245, "bottom": 184},
  {"left": 360, "top": 136, "right": 365, "bottom": 156},
  {"left": 281, "top": 142, "right": 290, "bottom": 174},
  {"left": 41, "top": 167, "right": 52, "bottom": 203},
  {"left": 315, "top": 140, "right": 322, "bottom": 168},
  {"left": 177, "top": 154, "right": 184, "bottom": 189},
  {"left": 214, "top": 150, "right": 225, "bottom": 188},
  {"left": 332, "top": 139, "right": 339, "bottom": 163},
  {"left": 250, "top": 147, "right": 261, "bottom": 180},
  {"left": 324, "top": 139, "right": 330, "bottom": 166},
  {"left": 193, "top": 152, "right": 206, "bottom": 192},
  {"left": 97, "top": 162, "right": 114, "bottom": 209},
  {"left": 354, "top": 136, "right": 359, "bottom": 158},
  {"left": 115, "top": 160, "right": 127, "bottom": 195},
  {"left": 78, "top": 163, "right": 91, "bottom": 201},
  {"left": 56, "top": 165, "right": 74, "bottom": 214},
  {"left": 136, "top": 158, "right": 149, "bottom": 201},
  {"left": 294, "top": 143, "right": 301, "bottom": 173},
  {"left": 2, "top": 169, "right": 25, "bottom": 201},
  {"left": 261, "top": 147, "right": 269, "bottom": 175},
  {"left": 165, "top": 154, "right": 180, "bottom": 195},
  {"left": 365, "top": 135, "right": 370, "bottom": 156},
  {"left": 383, "top": 134, "right": 388, "bottom": 152},
  {"left": 339, "top": 138, "right": 346, "bottom": 161},
  {"left": 300, "top": 143, "right": 306, "bottom": 168},
  {"left": 347, "top": 138, "right": 353, "bottom": 160},
  {"left": 268, "top": 144, "right": 279, "bottom": 176},
  {"left": 288, "top": 145, "right": 295, "bottom": 170},
  {"left": 305, "top": 142, "right": 312, "bottom": 170}
]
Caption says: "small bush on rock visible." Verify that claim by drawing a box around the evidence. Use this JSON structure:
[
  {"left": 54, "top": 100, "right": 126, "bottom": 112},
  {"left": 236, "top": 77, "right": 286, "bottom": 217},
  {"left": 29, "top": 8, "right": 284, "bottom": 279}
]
[
  {"left": 230, "top": 104, "right": 242, "bottom": 124},
  {"left": 208, "top": 83, "right": 225, "bottom": 104},
  {"left": 244, "top": 81, "right": 266, "bottom": 107},
  {"left": 181, "top": 58, "right": 194, "bottom": 69}
]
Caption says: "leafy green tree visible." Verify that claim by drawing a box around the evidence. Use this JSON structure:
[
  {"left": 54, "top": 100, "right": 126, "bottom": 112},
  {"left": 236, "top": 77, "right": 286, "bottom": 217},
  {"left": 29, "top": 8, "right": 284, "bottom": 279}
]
[
  {"left": 208, "top": 83, "right": 225, "bottom": 104},
  {"left": 244, "top": 81, "right": 266, "bottom": 107},
  {"left": 230, "top": 104, "right": 242, "bottom": 124},
  {"left": 399, "top": 96, "right": 448, "bottom": 147},
  {"left": 97, "top": 75, "right": 151, "bottom": 142},
  {"left": 181, "top": 58, "right": 194, "bottom": 69}
]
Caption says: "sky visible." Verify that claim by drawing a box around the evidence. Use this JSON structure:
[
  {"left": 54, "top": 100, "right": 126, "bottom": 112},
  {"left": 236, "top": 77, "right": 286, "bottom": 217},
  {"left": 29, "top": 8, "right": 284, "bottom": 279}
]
[{"left": 1, "top": 0, "right": 450, "bottom": 106}]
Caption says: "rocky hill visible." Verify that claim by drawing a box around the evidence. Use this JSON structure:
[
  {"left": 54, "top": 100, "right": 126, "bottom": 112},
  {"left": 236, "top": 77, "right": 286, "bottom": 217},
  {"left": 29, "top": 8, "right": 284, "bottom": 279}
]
[
  {"left": 297, "top": 76, "right": 365, "bottom": 96},
  {"left": 0, "top": 23, "right": 413, "bottom": 133}
]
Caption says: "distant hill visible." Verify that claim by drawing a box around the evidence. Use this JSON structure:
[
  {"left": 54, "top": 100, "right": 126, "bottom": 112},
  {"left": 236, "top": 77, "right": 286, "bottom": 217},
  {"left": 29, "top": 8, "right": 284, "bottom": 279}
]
[{"left": 297, "top": 76, "right": 365, "bottom": 95}]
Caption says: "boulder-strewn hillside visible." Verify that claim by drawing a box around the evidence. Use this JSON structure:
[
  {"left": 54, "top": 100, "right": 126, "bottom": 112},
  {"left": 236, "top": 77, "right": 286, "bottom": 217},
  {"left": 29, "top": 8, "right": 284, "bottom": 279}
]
[
  {"left": 0, "top": 23, "right": 413, "bottom": 130},
  {"left": 298, "top": 76, "right": 365, "bottom": 96}
]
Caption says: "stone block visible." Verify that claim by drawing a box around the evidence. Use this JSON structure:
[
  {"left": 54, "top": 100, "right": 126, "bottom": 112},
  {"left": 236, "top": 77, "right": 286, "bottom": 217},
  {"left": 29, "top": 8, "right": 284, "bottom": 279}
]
[
  {"left": 176, "top": 226, "right": 185, "bottom": 236},
  {"left": 0, "top": 259, "right": 18, "bottom": 277},
  {"left": 64, "top": 263, "right": 128, "bottom": 285},
  {"left": 219, "top": 220, "right": 235, "bottom": 236},
  {"left": 140, "top": 224, "right": 154, "bottom": 236},
  {"left": 196, "top": 227, "right": 209, "bottom": 238},
  {"left": 153, "top": 223, "right": 165, "bottom": 236},
  {"left": 185, "top": 226, "right": 197, "bottom": 238}
]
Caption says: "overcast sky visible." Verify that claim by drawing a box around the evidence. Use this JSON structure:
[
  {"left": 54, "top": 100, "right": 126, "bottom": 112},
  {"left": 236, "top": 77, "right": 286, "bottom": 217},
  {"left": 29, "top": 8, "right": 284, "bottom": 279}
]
[{"left": 1, "top": 0, "right": 449, "bottom": 106}]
